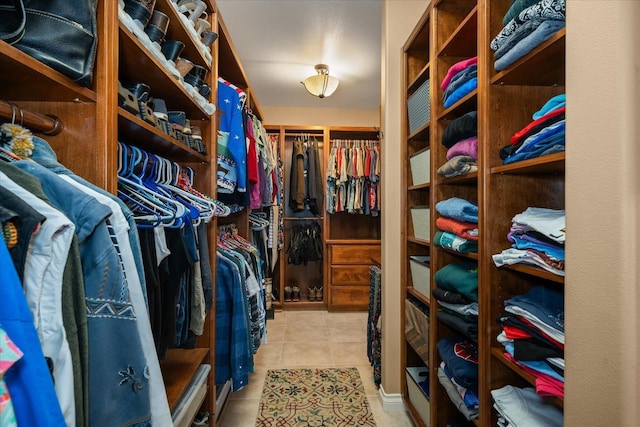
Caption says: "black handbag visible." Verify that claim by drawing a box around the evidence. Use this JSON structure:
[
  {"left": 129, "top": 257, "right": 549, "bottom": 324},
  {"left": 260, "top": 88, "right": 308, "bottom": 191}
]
[{"left": 0, "top": 0, "right": 98, "bottom": 87}]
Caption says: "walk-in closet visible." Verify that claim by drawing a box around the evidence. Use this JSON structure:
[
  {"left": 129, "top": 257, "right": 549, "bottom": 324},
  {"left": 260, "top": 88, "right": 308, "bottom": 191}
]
[{"left": 1, "top": 1, "right": 637, "bottom": 427}]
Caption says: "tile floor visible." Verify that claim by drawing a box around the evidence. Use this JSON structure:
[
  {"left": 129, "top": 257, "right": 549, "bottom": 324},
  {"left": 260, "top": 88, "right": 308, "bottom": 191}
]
[{"left": 217, "top": 310, "right": 414, "bottom": 427}]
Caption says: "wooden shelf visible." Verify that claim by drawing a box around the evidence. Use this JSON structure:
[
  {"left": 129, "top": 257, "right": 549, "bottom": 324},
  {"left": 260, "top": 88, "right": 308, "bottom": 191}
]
[
  {"left": 326, "top": 239, "right": 381, "bottom": 245},
  {"left": 491, "top": 29, "right": 565, "bottom": 87},
  {"left": 409, "top": 183, "right": 431, "bottom": 191},
  {"left": 160, "top": 348, "right": 209, "bottom": 410},
  {"left": 0, "top": 41, "right": 97, "bottom": 102},
  {"left": 408, "top": 287, "right": 431, "bottom": 306},
  {"left": 408, "top": 62, "right": 431, "bottom": 93},
  {"left": 118, "top": 23, "right": 209, "bottom": 119},
  {"left": 437, "top": 247, "right": 478, "bottom": 261},
  {"left": 408, "top": 121, "right": 431, "bottom": 141},
  {"left": 407, "top": 237, "right": 431, "bottom": 246},
  {"left": 491, "top": 348, "right": 564, "bottom": 408},
  {"left": 498, "top": 263, "right": 565, "bottom": 284},
  {"left": 153, "top": 0, "right": 212, "bottom": 69},
  {"left": 438, "top": 89, "right": 478, "bottom": 121},
  {"left": 491, "top": 152, "right": 565, "bottom": 175},
  {"left": 435, "top": 171, "right": 478, "bottom": 185},
  {"left": 438, "top": 5, "right": 478, "bottom": 58},
  {"left": 118, "top": 108, "right": 209, "bottom": 162}
]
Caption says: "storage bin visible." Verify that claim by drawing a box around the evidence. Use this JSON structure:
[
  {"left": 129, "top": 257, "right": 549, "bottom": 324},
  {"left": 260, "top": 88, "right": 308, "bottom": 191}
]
[
  {"left": 409, "top": 255, "right": 430, "bottom": 300},
  {"left": 406, "top": 367, "right": 430, "bottom": 426},
  {"left": 407, "top": 79, "right": 431, "bottom": 134},
  {"left": 410, "top": 206, "right": 431, "bottom": 241},
  {"left": 409, "top": 147, "right": 430, "bottom": 185},
  {"left": 404, "top": 299, "right": 429, "bottom": 363}
]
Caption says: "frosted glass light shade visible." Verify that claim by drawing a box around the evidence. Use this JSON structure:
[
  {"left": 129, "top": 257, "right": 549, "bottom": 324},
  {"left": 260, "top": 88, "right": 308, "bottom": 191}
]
[{"left": 302, "top": 64, "right": 339, "bottom": 98}]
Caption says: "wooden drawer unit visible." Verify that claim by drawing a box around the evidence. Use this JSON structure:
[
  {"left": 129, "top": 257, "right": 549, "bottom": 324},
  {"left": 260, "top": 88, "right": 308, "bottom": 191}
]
[
  {"left": 329, "top": 244, "right": 381, "bottom": 264},
  {"left": 327, "top": 242, "right": 380, "bottom": 311}
]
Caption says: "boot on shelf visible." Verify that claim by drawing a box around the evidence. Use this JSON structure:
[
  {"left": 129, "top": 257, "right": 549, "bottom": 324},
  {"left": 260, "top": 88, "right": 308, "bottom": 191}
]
[
  {"left": 284, "top": 286, "right": 292, "bottom": 302},
  {"left": 291, "top": 286, "right": 300, "bottom": 302},
  {"left": 307, "top": 286, "right": 317, "bottom": 301}
]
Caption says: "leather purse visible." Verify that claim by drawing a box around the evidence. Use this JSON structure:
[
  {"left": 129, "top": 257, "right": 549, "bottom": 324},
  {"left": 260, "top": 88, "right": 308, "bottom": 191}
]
[{"left": 0, "top": 0, "right": 98, "bottom": 87}]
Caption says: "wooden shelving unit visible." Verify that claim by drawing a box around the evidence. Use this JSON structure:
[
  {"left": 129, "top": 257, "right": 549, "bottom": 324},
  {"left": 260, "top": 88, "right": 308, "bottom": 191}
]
[
  {"left": 1, "top": 1, "right": 264, "bottom": 425},
  {"left": 401, "top": 1, "right": 566, "bottom": 426}
]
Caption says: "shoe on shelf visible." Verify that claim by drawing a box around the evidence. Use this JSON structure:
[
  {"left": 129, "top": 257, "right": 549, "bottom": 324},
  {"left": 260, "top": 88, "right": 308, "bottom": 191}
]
[
  {"left": 307, "top": 286, "right": 316, "bottom": 301},
  {"left": 315, "top": 286, "right": 323, "bottom": 301},
  {"left": 284, "top": 286, "right": 292, "bottom": 302},
  {"left": 292, "top": 286, "right": 300, "bottom": 302}
]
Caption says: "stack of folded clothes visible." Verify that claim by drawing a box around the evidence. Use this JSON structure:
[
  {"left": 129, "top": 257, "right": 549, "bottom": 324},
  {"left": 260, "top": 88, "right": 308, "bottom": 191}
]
[
  {"left": 492, "top": 385, "right": 563, "bottom": 426},
  {"left": 433, "top": 263, "right": 479, "bottom": 339},
  {"left": 441, "top": 57, "right": 478, "bottom": 109},
  {"left": 437, "top": 336, "right": 479, "bottom": 421},
  {"left": 434, "top": 197, "right": 479, "bottom": 253},
  {"left": 496, "top": 285, "right": 565, "bottom": 399},
  {"left": 492, "top": 206, "right": 565, "bottom": 276},
  {"left": 500, "top": 94, "right": 565, "bottom": 164},
  {"left": 438, "top": 111, "right": 478, "bottom": 178},
  {"left": 491, "top": 0, "right": 566, "bottom": 71}
]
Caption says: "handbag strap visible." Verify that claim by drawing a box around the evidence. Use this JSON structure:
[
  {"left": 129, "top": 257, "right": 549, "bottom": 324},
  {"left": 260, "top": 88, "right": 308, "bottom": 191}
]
[{"left": 0, "top": 0, "right": 26, "bottom": 45}]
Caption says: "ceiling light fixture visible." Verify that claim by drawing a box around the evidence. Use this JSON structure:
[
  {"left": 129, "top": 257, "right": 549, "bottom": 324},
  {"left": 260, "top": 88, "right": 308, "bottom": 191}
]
[{"left": 301, "top": 64, "right": 339, "bottom": 98}]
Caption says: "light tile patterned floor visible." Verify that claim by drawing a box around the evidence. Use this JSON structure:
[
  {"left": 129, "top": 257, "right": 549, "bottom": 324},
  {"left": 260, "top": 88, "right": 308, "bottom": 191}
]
[{"left": 217, "top": 310, "right": 414, "bottom": 427}]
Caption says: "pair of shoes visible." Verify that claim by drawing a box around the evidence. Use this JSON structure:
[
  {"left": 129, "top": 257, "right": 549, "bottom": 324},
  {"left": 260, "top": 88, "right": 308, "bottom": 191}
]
[
  {"left": 291, "top": 286, "right": 300, "bottom": 302},
  {"left": 284, "top": 286, "right": 292, "bottom": 302},
  {"left": 308, "top": 286, "right": 323, "bottom": 301}
]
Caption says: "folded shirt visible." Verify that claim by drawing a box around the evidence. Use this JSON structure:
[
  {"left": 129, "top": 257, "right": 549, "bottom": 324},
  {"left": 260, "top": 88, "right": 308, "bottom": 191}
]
[
  {"left": 434, "top": 231, "right": 478, "bottom": 255},
  {"left": 435, "top": 197, "right": 478, "bottom": 223},
  {"left": 440, "top": 56, "right": 478, "bottom": 90},
  {"left": 505, "top": 285, "right": 564, "bottom": 333},
  {"left": 436, "top": 216, "right": 479, "bottom": 241},
  {"left": 442, "top": 111, "right": 477, "bottom": 149},
  {"left": 491, "top": 385, "right": 563, "bottom": 427},
  {"left": 437, "top": 310, "right": 478, "bottom": 339},
  {"left": 491, "top": 0, "right": 566, "bottom": 52},
  {"left": 502, "top": 0, "right": 543, "bottom": 26},
  {"left": 446, "top": 136, "right": 478, "bottom": 161},
  {"left": 494, "top": 18, "right": 546, "bottom": 60},
  {"left": 495, "top": 20, "right": 566, "bottom": 71},
  {"left": 434, "top": 262, "right": 479, "bottom": 301},
  {"left": 443, "top": 77, "right": 478, "bottom": 109},
  {"left": 438, "top": 365, "right": 479, "bottom": 421},
  {"left": 432, "top": 287, "right": 474, "bottom": 305},
  {"left": 443, "top": 65, "right": 477, "bottom": 101},
  {"left": 436, "top": 336, "right": 479, "bottom": 390},
  {"left": 492, "top": 247, "right": 565, "bottom": 276},
  {"left": 512, "top": 207, "right": 565, "bottom": 244},
  {"left": 533, "top": 94, "right": 565, "bottom": 119},
  {"left": 437, "top": 155, "right": 477, "bottom": 178}
]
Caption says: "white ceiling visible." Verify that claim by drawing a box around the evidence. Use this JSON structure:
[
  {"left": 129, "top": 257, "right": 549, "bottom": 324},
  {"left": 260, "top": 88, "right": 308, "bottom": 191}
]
[{"left": 216, "top": 0, "right": 382, "bottom": 111}]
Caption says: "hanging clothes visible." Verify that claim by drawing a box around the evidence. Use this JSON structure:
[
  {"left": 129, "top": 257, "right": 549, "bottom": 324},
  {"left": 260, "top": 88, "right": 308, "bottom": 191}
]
[
  {"left": 215, "top": 226, "right": 268, "bottom": 392},
  {"left": 286, "top": 221, "right": 323, "bottom": 265},
  {"left": 0, "top": 141, "right": 163, "bottom": 425},
  {"left": 326, "top": 139, "right": 380, "bottom": 216}
]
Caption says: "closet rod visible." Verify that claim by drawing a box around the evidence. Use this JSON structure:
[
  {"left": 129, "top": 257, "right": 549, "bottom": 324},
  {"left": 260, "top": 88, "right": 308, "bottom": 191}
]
[
  {"left": 285, "top": 133, "right": 323, "bottom": 137},
  {"left": 0, "top": 101, "right": 63, "bottom": 136}
]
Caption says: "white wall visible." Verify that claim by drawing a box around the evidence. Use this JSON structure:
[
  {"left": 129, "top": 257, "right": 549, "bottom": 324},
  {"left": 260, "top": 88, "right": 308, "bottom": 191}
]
[
  {"left": 262, "top": 106, "right": 378, "bottom": 127},
  {"left": 380, "top": 0, "right": 430, "bottom": 396},
  {"left": 565, "top": 1, "right": 639, "bottom": 425}
]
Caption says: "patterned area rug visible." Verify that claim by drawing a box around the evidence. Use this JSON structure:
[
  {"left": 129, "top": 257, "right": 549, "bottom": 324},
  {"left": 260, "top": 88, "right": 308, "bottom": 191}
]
[{"left": 256, "top": 367, "right": 376, "bottom": 427}]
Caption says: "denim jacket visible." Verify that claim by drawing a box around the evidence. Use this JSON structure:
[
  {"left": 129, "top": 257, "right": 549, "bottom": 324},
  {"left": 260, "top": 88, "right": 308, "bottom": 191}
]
[{"left": 12, "top": 160, "right": 152, "bottom": 427}]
